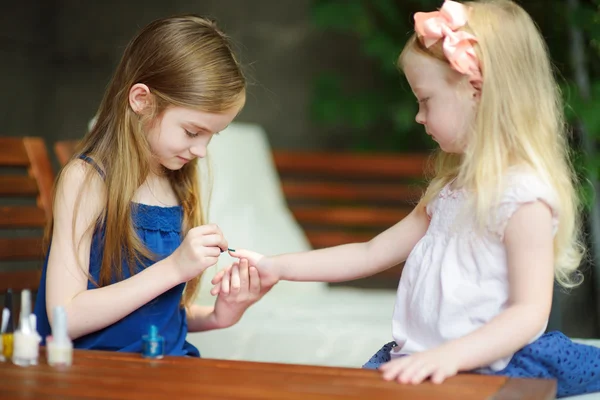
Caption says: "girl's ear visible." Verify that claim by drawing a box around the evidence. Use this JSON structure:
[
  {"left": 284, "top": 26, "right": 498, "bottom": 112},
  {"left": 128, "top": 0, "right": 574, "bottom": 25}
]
[
  {"left": 470, "top": 77, "right": 482, "bottom": 99},
  {"left": 129, "top": 83, "right": 151, "bottom": 114}
]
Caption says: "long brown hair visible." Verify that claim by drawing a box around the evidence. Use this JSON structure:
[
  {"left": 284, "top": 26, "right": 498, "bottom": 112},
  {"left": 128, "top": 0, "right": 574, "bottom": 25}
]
[{"left": 47, "top": 15, "right": 246, "bottom": 307}]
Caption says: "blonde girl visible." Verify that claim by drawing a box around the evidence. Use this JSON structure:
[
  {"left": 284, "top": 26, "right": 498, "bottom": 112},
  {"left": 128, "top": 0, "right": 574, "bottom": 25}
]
[{"left": 213, "top": 1, "right": 600, "bottom": 396}]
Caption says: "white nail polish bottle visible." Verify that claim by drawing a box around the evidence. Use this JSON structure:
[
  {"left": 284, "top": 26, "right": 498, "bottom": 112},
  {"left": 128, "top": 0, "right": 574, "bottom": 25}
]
[
  {"left": 12, "top": 290, "right": 41, "bottom": 367},
  {"left": 46, "top": 306, "right": 73, "bottom": 367}
]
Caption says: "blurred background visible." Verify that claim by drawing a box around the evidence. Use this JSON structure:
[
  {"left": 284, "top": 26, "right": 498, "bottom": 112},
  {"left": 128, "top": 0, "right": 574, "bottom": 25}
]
[{"left": 1, "top": 0, "right": 599, "bottom": 368}]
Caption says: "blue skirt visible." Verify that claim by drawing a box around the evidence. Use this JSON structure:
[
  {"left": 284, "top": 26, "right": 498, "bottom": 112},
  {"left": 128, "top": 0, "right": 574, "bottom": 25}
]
[{"left": 362, "top": 331, "right": 600, "bottom": 398}]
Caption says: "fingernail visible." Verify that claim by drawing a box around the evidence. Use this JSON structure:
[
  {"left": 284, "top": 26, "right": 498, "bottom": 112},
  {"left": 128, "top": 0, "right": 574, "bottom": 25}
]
[{"left": 228, "top": 248, "right": 236, "bottom": 252}]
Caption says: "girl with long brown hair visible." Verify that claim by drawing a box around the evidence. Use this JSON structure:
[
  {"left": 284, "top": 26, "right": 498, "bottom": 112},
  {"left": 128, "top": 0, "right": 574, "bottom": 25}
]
[{"left": 33, "top": 15, "right": 262, "bottom": 357}]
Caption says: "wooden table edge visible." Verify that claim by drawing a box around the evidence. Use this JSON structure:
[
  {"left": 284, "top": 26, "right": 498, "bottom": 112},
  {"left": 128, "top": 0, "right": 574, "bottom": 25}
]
[
  {"left": 19, "top": 349, "right": 557, "bottom": 400},
  {"left": 491, "top": 377, "right": 557, "bottom": 400}
]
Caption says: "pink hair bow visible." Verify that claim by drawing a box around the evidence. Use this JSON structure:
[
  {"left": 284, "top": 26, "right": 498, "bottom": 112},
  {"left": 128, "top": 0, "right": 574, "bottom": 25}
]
[{"left": 414, "top": 0, "right": 482, "bottom": 84}]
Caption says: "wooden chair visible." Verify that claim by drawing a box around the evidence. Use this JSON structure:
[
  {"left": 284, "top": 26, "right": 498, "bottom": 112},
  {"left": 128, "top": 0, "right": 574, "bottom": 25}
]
[
  {"left": 0, "top": 137, "right": 55, "bottom": 294},
  {"left": 273, "top": 151, "right": 430, "bottom": 287},
  {"left": 54, "top": 140, "right": 79, "bottom": 167},
  {"left": 54, "top": 140, "right": 430, "bottom": 288}
]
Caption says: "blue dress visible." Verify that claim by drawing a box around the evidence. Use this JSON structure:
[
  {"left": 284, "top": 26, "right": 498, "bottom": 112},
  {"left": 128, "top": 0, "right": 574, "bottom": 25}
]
[
  {"left": 363, "top": 332, "right": 600, "bottom": 398},
  {"left": 34, "top": 156, "right": 200, "bottom": 357}
]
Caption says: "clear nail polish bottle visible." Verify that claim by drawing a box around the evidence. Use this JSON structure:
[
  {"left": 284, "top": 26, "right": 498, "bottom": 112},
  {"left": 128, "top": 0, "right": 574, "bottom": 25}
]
[
  {"left": 12, "top": 290, "right": 41, "bottom": 367},
  {"left": 46, "top": 306, "right": 73, "bottom": 367}
]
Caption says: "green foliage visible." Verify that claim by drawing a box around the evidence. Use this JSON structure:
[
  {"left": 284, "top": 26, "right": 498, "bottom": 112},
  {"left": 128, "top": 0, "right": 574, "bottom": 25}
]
[
  {"left": 310, "top": 0, "right": 440, "bottom": 151},
  {"left": 309, "top": 0, "right": 600, "bottom": 163}
]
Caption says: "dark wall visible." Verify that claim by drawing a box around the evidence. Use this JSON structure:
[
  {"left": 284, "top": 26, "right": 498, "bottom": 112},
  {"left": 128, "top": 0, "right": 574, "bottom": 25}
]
[{"left": 0, "top": 0, "right": 378, "bottom": 162}]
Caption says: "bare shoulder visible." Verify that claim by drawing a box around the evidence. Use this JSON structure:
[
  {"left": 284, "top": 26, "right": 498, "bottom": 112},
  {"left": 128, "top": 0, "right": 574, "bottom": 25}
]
[
  {"left": 504, "top": 201, "right": 554, "bottom": 246},
  {"left": 53, "top": 158, "right": 106, "bottom": 222},
  {"left": 58, "top": 158, "right": 104, "bottom": 194}
]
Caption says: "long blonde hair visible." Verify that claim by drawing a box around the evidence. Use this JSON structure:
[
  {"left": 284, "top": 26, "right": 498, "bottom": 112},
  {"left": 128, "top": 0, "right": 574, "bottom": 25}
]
[
  {"left": 399, "top": 0, "right": 584, "bottom": 287},
  {"left": 48, "top": 15, "right": 246, "bottom": 306}
]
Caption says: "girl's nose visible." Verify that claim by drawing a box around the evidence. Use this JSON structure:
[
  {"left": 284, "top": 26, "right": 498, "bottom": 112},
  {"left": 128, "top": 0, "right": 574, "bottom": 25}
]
[{"left": 189, "top": 146, "right": 206, "bottom": 159}]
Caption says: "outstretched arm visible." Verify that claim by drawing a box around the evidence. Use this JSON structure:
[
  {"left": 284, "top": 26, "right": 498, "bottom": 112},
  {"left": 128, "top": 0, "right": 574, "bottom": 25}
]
[
  {"left": 212, "top": 204, "right": 430, "bottom": 289},
  {"left": 277, "top": 205, "right": 430, "bottom": 282}
]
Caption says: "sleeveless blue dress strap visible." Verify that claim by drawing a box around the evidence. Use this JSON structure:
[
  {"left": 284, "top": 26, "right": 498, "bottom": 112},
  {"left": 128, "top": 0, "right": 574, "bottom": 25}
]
[{"left": 78, "top": 154, "right": 106, "bottom": 180}]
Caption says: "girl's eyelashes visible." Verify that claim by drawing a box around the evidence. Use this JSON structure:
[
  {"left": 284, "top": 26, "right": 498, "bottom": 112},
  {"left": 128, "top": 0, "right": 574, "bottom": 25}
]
[
  {"left": 417, "top": 97, "right": 430, "bottom": 104},
  {"left": 185, "top": 128, "right": 221, "bottom": 138}
]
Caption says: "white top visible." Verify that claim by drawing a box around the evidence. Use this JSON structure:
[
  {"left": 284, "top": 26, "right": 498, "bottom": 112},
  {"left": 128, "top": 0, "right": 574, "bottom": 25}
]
[{"left": 390, "top": 169, "right": 559, "bottom": 371}]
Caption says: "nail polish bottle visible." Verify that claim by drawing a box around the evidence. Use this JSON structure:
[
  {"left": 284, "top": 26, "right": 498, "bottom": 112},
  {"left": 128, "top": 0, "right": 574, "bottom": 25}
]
[
  {"left": 142, "top": 325, "right": 164, "bottom": 359},
  {"left": 12, "top": 290, "right": 41, "bottom": 366},
  {"left": 1, "top": 289, "right": 14, "bottom": 361},
  {"left": 46, "top": 306, "right": 73, "bottom": 367}
]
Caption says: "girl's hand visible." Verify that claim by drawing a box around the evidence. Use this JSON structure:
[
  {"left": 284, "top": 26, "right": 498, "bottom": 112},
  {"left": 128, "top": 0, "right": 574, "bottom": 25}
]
[
  {"left": 210, "top": 249, "right": 280, "bottom": 294},
  {"left": 170, "top": 224, "right": 228, "bottom": 283},
  {"left": 379, "top": 347, "right": 461, "bottom": 385},
  {"left": 211, "top": 259, "right": 262, "bottom": 328}
]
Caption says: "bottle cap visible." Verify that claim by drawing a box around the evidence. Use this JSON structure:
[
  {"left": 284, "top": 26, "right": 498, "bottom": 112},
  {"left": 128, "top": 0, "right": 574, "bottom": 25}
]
[{"left": 51, "top": 307, "right": 70, "bottom": 345}]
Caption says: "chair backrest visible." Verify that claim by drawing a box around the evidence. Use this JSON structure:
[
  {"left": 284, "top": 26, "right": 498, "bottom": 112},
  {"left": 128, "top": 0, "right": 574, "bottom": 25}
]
[
  {"left": 54, "top": 140, "right": 79, "bottom": 167},
  {"left": 272, "top": 151, "right": 430, "bottom": 287},
  {"left": 0, "top": 137, "right": 55, "bottom": 293}
]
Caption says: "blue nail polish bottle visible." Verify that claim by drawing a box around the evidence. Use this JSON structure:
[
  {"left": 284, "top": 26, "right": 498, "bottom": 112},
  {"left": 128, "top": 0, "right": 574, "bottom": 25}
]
[{"left": 142, "top": 325, "right": 164, "bottom": 359}]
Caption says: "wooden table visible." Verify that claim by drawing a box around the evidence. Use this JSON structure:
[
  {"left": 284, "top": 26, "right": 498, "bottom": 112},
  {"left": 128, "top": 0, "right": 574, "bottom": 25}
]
[{"left": 0, "top": 349, "right": 556, "bottom": 399}]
